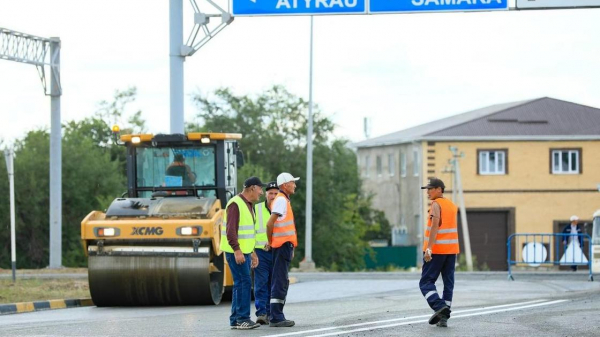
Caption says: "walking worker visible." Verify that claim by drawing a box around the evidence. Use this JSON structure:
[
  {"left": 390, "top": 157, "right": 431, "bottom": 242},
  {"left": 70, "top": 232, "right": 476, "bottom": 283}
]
[
  {"left": 266, "top": 172, "right": 300, "bottom": 328},
  {"left": 220, "top": 176, "right": 265, "bottom": 330},
  {"left": 419, "top": 178, "right": 459, "bottom": 328},
  {"left": 253, "top": 181, "right": 279, "bottom": 325}
]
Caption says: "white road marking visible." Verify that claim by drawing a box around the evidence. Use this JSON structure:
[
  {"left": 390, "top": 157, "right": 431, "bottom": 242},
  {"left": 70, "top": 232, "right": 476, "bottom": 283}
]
[{"left": 266, "top": 299, "right": 562, "bottom": 337}]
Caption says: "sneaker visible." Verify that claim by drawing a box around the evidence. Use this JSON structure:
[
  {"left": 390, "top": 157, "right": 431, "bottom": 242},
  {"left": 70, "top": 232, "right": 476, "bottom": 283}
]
[
  {"left": 256, "top": 315, "right": 270, "bottom": 325},
  {"left": 428, "top": 306, "right": 451, "bottom": 325},
  {"left": 235, "top": 320, "right": 260, "bottom": 330},
  {"left": 270, "top": 319, "right": 295, "bottom": 327},
  {"left": 436, "top": 316, "right": 448, "bottom": 327}
]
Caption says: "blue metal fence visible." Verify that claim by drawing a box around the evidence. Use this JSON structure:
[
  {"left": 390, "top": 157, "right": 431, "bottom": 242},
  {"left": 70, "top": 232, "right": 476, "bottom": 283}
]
[{"left": 507, "top": 233, "right": 593, "bottom": 281}]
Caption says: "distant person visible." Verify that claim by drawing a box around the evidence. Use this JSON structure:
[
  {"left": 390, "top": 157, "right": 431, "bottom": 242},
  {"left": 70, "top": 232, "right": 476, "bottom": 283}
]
[
  {"left": 166, "top": 153, "right": 196, "bottom": 186},
  {"left": 562, "top": 215, "right": 584, "bottom": 272},
  {"left": 220, "top": 176, "right": 264, "bottom": 330},
  {"left": 266, "top": 172, "right": 300, "bottom": 328},
  {"left": 253, "top": 181, "right": 279, "bottom": 325},
  {"left": 419, "top": 178, "right": 459, "bottom": 328}
]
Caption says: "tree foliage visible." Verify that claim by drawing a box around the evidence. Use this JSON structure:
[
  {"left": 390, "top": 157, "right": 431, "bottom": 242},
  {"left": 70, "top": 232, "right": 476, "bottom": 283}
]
[
  {"left": 0, "top": 89, "right": 137, "bottom": 268},
  {"left": 0, "top": 86, "right": 390, "bottom": 271},
  {"left": 189, "top": 86, "right": 390, "bottom": 270}
]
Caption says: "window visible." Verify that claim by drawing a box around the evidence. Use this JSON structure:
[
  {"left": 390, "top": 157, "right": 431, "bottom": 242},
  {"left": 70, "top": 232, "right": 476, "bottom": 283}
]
[
  {"left": 364, "top": 155, "right": 370, "bottom": 177},
  {"left": 376, "top": 155, "right": 382, "bottom": 177},
  {"left": 388, "top": 154, "right": 395, "bottom": 176},
  {"left": 413, "top": 148, "right": 420, "bottom": 176},
  {"left": 136, "top": 146, "right": 216, "bottom": 188},
  {"left": 400, "top": 152, "right": 407, "bottom": 177},
  {"left": 478, "top": 150, "right": 507, "bottom": 175},
  {"left": 551, "top": 149, "right": 580, "bottom": 174}
]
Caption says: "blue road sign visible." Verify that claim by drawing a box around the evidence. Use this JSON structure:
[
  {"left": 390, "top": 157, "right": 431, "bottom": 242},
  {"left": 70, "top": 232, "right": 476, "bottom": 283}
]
[
  {"left": 369, "top": 0, "right": 508, "bottom": 13},
  {"left": 232, "top": 0, "right": 367, "bottom": 16}
]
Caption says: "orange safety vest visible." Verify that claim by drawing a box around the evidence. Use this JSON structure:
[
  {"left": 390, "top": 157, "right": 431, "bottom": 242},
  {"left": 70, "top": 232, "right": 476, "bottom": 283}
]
[
  {"left": 271, "top": 192, "right": 298, "bottom": 248},
  {"left": 423, "top": 197, "right": 460, "bottom": 255}
]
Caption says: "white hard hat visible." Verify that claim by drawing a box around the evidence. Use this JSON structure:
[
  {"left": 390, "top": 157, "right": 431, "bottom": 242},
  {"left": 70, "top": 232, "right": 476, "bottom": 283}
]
[
  {"left": 277, "top": 172, "right": 300, "bottom": 186},
  {"left": 570, "top": 215, "right": 579, "bottom": 222}
]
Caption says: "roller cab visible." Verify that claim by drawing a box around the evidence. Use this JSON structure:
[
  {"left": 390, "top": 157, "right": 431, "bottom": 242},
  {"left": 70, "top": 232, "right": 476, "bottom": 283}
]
[{"left": 81, "top": 132, "right": 242, "bottom": 306}]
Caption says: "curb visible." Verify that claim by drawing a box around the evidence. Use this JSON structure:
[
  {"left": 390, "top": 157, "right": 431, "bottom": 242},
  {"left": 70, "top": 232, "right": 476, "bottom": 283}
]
[{"left": 0, "top": 298, "right": 94, "bottom": 315}]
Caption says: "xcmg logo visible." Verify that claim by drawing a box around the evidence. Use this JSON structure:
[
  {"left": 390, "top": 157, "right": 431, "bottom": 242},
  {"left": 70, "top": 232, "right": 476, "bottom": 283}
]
[{"left": 131, "top": 227, "right": 164, "bottom": 235}]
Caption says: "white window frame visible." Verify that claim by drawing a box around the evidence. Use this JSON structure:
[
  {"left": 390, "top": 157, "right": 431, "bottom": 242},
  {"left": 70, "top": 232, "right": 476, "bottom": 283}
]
[
  {"left": 400, "top": 152, "right": 407, "bottom": 177},
  {"left": 388, "top": 153, "right": 395, "bottom": 177},
  {"left": 479, "top": 150, "right": 506, "bottom": 175},
  {"left": 413, "top": 148, "right": 420, "bottom": 177},
  {"left": 551, "top": 149, "right": 580, "bottom": 174},
  {"left": 376, "top": 155, "right": 382, "bottom": 177}
]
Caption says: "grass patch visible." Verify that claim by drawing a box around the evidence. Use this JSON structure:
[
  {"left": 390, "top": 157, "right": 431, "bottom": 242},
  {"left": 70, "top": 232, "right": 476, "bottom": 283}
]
[
  {"left": 0, "top": 268, "right": 88, "bottom": 275},
  {"left": 0, "top": 278, "right": 90, "bottom": 304}
]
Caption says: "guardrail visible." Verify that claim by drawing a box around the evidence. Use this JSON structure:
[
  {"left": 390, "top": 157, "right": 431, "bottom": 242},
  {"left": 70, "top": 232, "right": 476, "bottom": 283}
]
[{"left": 507, "top": 233, "right": 593, "bottom": 281}]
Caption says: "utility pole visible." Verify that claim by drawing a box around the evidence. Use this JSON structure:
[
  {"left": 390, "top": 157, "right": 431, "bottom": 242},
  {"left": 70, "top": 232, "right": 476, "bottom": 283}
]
[
  {"left": 4, "top": 149, "right": 17, "bottom": 282},
  {"left": 449, "top": 146, "right": 473, "bottom": 272},
  {"left": 300, "top": 16, "right": 316, "bottom": 271}
]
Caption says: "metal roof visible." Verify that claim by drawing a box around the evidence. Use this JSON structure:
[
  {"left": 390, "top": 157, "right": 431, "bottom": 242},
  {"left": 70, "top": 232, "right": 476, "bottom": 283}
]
[{"left": 354, "top": 97, "right": 600, "bottom": 148}]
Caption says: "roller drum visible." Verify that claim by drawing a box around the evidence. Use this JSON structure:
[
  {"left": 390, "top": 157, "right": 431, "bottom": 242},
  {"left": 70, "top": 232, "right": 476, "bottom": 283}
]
[{"left": 88, "top": 248, "right": 223, "bottom": 306}]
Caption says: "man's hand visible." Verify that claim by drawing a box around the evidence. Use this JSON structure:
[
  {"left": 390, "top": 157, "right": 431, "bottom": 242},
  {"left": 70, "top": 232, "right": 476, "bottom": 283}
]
[
  {"left": 234, "top": 250, "right": 245, "bottom": 265},
  {"left": 263, "top": 243, "right": 271, "bottom": 251},
  {"left": 424, "top": 248, "right": 432, "bottom": 263},
  {"left": 251, "top": 252, "right": 259, "bottom": 269}
]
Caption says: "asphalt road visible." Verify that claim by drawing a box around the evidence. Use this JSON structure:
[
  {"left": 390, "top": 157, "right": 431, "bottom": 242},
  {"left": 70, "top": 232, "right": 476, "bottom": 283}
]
[{"left": 1, "top": 272, "right": 598, "bottom": 337}]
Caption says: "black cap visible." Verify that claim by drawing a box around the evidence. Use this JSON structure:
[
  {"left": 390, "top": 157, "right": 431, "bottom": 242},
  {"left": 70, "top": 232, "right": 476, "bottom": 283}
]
[
  {"left": 244, "top": 176, "right": 266, "bottom": 188},
  {"left": 421, "top": 178, "right": 445, "bottom": 190},
  {"left": 266, "top": 181, "right": 278, "bottom": 191}
]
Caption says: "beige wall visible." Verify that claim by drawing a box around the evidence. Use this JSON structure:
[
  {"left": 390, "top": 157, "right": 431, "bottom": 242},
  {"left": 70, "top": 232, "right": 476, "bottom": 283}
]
[
  {"left": 357, "top": 143, "right": 423, "bottom": 246},
  {"left": 425, "top": 140, "right": 600, "bottom": 233}
]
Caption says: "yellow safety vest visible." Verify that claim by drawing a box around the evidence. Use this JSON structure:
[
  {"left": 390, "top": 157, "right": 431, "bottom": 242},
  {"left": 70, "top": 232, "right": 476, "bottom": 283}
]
[
  {"left": 220, "top": 196, "right": 256, "bottom": 254},
  {"left": 254, "top": 202, "right": 270, "bottom": 249}
]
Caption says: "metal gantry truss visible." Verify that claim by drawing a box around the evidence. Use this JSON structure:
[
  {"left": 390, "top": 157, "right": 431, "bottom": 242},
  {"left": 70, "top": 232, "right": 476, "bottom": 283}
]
[
  {"left": 0, "top": 27, "right": 63, "bottom": 269},
  {"left": 0, "top": 27, "right": 61, "bottom": 96},
  {"left": 183, "top": 0, "right": 233, "bottom": 56}
]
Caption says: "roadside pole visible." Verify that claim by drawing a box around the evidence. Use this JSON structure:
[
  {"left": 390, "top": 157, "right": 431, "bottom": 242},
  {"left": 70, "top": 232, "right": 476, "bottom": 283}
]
[
  {"left": 450, "top": 146, "right": 473, "bottom": 271},
  {"left": 4, "top": 149, "right": 16, "bottom": 282},
  {"left": 300, "top": 16, "right": 316, "bottom": 271}
]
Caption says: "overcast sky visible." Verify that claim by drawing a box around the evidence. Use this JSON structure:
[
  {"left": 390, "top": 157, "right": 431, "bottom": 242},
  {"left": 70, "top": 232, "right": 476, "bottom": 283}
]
[{"left": 1, "top": 0, "right": 600, "bottom": 145}]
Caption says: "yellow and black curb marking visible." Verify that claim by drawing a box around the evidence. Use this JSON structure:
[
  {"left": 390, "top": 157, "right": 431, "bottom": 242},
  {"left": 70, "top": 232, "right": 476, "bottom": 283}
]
[{"left": 0, "top": 298, "right": 94, "bottom": 315}]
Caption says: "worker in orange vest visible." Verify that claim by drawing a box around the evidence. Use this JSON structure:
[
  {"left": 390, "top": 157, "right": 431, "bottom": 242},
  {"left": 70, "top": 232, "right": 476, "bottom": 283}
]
[
  {"left": 265, "top": 172, "right": 299, "bottom": 328},
  {"left": 419, "top": 178, "right": 459, "bottom": 328}
]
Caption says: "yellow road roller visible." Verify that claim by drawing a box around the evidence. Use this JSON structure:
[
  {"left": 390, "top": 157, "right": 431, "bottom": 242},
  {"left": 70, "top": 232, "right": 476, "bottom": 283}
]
[{"left": 81, "top": 132, "right": 242, "bottom": 306}]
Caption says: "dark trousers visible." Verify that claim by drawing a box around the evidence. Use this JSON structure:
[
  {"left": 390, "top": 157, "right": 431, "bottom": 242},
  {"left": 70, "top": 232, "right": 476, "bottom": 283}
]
[
  {"left": 419, "top": 254, "right": 456, "bottom": 312},
  {"left": 270, "top": 242, "right": 293, "bottom": 323},
  {"left": 254, "top": 248, "right": 273, "bottom": 317},
  {"left": 225, "top": 252, "right": 252, "bottom": 326}
]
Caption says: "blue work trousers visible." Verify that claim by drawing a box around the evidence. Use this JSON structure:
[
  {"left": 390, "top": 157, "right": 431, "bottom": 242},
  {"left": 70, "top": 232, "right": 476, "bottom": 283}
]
[
  {"left": 254, "top": 248, "right": 273, "bottom": 317},
  {"left": 419, "top": 253, "right": 456, "bottom": 312},
  {"left": 225, "top": 252, "right": 252, "bottom": 326},
  {"left": 270, "top": 242, "right": 293, "bottom": 323}
]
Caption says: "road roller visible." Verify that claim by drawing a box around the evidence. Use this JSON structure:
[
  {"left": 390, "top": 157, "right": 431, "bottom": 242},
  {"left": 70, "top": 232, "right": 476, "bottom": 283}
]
[{"left": 81, "top": 132, "right": 241, "bottom": 306}]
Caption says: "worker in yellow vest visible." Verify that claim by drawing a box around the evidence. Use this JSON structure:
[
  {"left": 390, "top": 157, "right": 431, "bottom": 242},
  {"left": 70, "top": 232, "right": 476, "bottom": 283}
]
[
  {"left": 253, "top": 181, "right": 279, "bottom": 325},
  {"left": 265, "top": 172, "right": 299, "bottom": 328},
  {"left": 220, "top": 176, "right": 265, "bottom": 330},
  {"left": 419, "top": 178, "right": 459, "bottom": 328}
]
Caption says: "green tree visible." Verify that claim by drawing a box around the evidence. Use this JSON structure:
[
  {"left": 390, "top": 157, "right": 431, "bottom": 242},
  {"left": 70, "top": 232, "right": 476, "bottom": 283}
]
[
  {"left": 0, "top": 87, "right": 142, "bottom": 268},
  {"left": 189, "top": 86, "right": 388, "bottom": 270}
]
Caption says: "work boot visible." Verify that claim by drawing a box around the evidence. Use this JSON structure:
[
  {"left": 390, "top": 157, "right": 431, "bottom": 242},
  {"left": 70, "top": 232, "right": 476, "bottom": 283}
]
[
  {"left": 270, "top": 320, "right": 295, "bottom": 327},
  {"left": 428, "top": 306, "right": 451, "bottom": 325},
  {"left": 436, "top": 316, "right": 448, "bottom": 327},
  {"left": 256, "top": 315, "right": 270, "bottom": 325}
]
